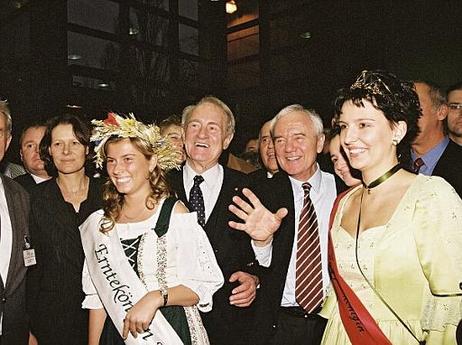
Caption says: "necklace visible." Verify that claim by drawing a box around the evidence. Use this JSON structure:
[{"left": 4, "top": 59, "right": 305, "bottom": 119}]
[{"left": 362, "top": 163, "right": 401, "bottom": 194}]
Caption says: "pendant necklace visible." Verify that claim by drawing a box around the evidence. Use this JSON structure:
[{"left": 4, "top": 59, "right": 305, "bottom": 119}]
[{"left": 362, "top": 163, "right": 401, "bottom": 194}]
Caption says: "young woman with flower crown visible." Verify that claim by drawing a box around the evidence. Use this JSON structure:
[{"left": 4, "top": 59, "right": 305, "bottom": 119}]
[{"left": 80, "top": 113, "right": 223, "bottom": 345}]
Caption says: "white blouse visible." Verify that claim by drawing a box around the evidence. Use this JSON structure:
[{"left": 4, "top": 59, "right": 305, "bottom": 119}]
[{"left": 82, "top": 201, "right": 224, "bottom": 313}]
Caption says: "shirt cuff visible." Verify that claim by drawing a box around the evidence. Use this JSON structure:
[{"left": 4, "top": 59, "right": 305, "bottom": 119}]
[{"left": 251, "top": 239, "right": 273, "bottom": 267}]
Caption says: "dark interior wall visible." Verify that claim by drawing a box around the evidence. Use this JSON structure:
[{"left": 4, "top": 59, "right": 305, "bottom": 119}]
[
  {"left": 228, "top": 0, "right": 462, "bottom": 151},
  {"left": 1, "top": 0, "right": 461, "bottom": 157}
]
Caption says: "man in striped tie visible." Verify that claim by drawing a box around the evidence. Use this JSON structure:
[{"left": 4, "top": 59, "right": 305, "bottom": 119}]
[{"left": 229, "top": 104, "right": 337, "bottom": 345}]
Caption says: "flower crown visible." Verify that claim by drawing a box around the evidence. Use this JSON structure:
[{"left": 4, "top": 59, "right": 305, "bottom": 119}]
[{"left": 91, "top": 112, "right": 182, "bottom": 171}]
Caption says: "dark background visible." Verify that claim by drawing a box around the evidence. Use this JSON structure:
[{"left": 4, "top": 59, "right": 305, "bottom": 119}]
[{"left": 1, "top": 0, "right": 461, "bottom": 161}]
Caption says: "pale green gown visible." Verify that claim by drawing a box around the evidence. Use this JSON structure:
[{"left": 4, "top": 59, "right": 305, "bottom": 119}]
[{"left": 320, "top": 175, "right": 462, "bottom": 345}]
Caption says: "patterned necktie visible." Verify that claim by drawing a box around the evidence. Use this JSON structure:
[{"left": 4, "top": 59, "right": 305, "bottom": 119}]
[
  {"left": 295, "top": 182, "right": 323, "bottom": 313},
  {"left": 189, "top": 175, "right": 206, "bottom": 227},
  {"left": 413, "top": 157, "right": 424, "bottom": 173}
]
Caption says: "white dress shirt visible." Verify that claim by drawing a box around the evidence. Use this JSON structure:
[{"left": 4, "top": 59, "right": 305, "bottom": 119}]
[
  {"left": 31, "top": 173, "right": 49, "bottom": 184},
  {"left": 0, "top": 177, "right": 14, "bottom": 334},
  {"left": 253, "top": 165, "right": 336, "bottom": 307},
  {"left": 183, "top": 162, "right": 224, "bottom": 222}
]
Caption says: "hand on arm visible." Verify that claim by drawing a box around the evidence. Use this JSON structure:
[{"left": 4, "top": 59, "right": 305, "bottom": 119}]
[
  {"left": 122, "top": 285, "right": 199, "bottom": 339},
  {"left": 228, "top": 188, "right": 288, "bottom": 244},
  {"left": 228, "top": 271, "right": 259, "bottom": 307}
]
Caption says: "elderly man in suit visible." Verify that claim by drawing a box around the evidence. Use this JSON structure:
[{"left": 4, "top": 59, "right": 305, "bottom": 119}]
[
  {"left": 168, "top": 96, "right": 259, "bottom": 345},
  {"left": 229, "top": 104, "right": 337, "bottom": 345},
  {"left": 0, "top": 100, "right": 31, "bottom": 345},
  {"left": 412, "top": 81, "right": 462, "bottom": 196}
]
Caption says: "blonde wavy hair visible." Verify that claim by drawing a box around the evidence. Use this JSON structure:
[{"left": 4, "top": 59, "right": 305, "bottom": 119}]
[{"left": 100, "top": 136, "right": 172, "bottom": 233}]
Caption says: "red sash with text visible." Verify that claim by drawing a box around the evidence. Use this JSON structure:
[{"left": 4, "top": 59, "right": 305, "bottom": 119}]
[{"left": 327, "top": 190, "right": 392, "bottom": 345}]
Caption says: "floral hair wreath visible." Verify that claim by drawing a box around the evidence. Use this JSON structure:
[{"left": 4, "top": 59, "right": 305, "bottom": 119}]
[{"left": 91, "top": 112, "right": 182, "bottom": 171}]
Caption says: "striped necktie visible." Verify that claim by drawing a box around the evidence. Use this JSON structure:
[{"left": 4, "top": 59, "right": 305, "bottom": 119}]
[{"left": 295, "top": 182, "right": 323, "bottom": 313}]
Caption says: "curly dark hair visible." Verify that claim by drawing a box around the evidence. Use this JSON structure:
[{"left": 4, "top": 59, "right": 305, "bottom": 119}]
[
  {"left": 39, "top": 113, "right": 93, "bottom": 177},
  {"left": 100, "top": 136, "right": 172, "bottom": 233},
  {"left": 333, "top": 70, "right": 421, "bottom": 168}
]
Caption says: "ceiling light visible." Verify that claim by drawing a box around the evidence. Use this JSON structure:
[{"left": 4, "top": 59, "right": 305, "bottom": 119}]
[
  {"left": 299, "top": 32, "right": 312, "bottom": 39},
  {"left": 66, "top": 104, "right": 83, "bottom": 109},
  {"left": 97, "top": 82, "right": 110, "bottom": 88},
  {"left": 226, "top": 1, "right": 237, "bottom": 14},
  {"left": 68, "top": 54, "right": 82, "bottom": 60},
  {"left": 129, "top": 27, "right": 139, "bottom": 35}
]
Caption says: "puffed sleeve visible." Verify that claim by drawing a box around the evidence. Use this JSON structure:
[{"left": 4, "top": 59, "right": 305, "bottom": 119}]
[
  {"left": 82, "top": 259, "right": 104, "bottom": 309},
  {"left": 413, "top": 177, "right": 462, "bottom": 342},
  {"left": 171, "top": 213, "right": 224, "bottom": 313}
]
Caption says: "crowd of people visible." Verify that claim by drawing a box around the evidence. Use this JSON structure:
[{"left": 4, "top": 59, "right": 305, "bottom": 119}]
[{"left": 0, "top": 69, "right": 461, "bottom": 345}]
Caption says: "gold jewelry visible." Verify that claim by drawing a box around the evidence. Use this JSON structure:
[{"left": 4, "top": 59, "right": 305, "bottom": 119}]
[
  {"left": 91, "top": 112, "right": 182, "bottom": 171},
  {"left": 392, "top": 138, "right": 399, "bottom": 146}
]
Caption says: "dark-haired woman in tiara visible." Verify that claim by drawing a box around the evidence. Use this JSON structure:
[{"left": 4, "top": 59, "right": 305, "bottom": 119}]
[{"left": 318, "top": 70, "right": 462, "bottom": 345}]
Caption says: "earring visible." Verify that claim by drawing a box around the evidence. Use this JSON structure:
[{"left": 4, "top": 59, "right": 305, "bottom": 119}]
[{"left": 392, "top": 138, "right": 399, "bottom": 146}]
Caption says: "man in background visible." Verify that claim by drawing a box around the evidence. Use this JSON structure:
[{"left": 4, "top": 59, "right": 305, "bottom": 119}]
[
  {"left": 446, "top": 82, "right": 462, "bottom": 146},
  {"left": 14, "top": 122, "right": 50, "bottom": 190},
  {"left": 412, "top": 81, "right": 462, "bottom": 196}
]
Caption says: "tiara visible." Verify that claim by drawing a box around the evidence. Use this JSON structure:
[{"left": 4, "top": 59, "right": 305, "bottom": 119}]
[
  {"left": 91, "top": 112, "right": 182, "bottom": 171},
  {"left": 350, "top": 70, "right": 392, "bottom": 96}
]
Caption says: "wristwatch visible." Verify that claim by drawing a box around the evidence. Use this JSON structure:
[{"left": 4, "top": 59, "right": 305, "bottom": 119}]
[{"left": 160, "top": 286, "right": 168, "bottom": 307}]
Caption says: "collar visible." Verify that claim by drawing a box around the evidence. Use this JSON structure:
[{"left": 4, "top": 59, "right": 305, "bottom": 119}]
[
  {"left": 184, "top": 161, "right": 221, "bottom": 188},
  {"left": 288, "top": 164, "right": 322, "bottom": 197},
  {"left": 411, "top": 136, "right": 449, "bottom": 168}
]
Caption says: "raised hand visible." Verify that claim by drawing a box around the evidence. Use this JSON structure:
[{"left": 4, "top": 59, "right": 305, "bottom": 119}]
[{"left": 228, "top": 188, "right": 288, "bottom": 244}]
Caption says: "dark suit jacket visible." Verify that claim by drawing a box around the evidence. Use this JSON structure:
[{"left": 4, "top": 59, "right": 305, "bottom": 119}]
[
  {"left": 0, "top": 174, "right": 30, "bottom": 345},
  {"left": 248, "top": 171, "right": 299, "bottom": 344},
  {"left": 27, "top": 177, "right": 102, "bottom": 345},
  {"left": 432, "top": 139, "right": 462, "bottom": 196},
  {"left": 14, "top": 173, "right": 38, "bottom": 191},
  {"left": 168, "top": 166, "right": 258, "bottom": 345}
]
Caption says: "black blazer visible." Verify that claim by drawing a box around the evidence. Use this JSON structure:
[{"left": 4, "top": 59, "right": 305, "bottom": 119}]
[
  {"left": 249, "top": 171, "right": 301, "bottom": 344},
  {"left": 168, "top": 166, "right": 258, "bottom": 345},
  {"left": 432, "top": 139, "right": 462, "bottom": 197},
  {"left": 14, "top": 173, "right": 38, "bottom": 191},
  {"left": 0, "top": 175, "right": 30, "bottom": 345},
  {"left": 27, "top": 177, "right": 102, "bottom": 345}
]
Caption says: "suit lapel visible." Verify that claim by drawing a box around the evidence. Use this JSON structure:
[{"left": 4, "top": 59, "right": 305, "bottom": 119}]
[
  {"left": 272, "top": 173, "right": 296, "bottom": 277},
  {"left": 3, "top": 176, "right": 27, "bottom": 292}
]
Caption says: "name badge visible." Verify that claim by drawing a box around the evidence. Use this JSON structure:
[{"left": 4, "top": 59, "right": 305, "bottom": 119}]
[
  {"left": 23, "top": 235, "right": 36, "bottom": 267},
  {"left": 23, "top": 249, "right": 36, "bottom": 267}
]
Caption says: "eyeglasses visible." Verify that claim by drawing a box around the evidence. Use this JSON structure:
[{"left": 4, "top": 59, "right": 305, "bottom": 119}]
[{"left": 449, "top": 103, "right": 462, "bottom": 111}]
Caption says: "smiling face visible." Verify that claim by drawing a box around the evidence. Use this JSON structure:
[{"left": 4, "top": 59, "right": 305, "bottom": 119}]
[
  {"left": 329, "top": 134, "right": 360, "bottom": 187},
  {"left": 184, "top": 102, "right": 233, "bottom": 173},
  {"left": 106, "top": 138, "right": 157, "bottom": 198},
  {"left": 49, "top": 123, "right": 88, "bottom": 175},
  {"left": 0, "top": 113, "right": 11, "bottom": 163},
  {"left": 258, "top": 121, "right": 278, "bottom": 174},
  {"left": 20, "top": 126, "right": 48, "bottom": 177},
  {"left": 338, "top": 100, "right": 403, "bottom": 177},
  {"left": 161, "top": 124, "right": 185, "bottom": 162},
  {"left": 273, "top": 111, "right": 324, "bottom": 181}
]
